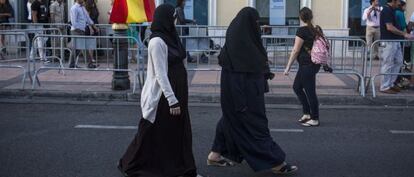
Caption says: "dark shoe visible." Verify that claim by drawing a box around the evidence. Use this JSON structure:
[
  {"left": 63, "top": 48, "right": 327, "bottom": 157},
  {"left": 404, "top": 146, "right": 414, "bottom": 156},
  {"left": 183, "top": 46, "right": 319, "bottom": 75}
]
[
  {"left": 87, "top": 63, "right": 98, "bottom": 69},
  {"left": 187, "top": 57, "right": 196, "bottom": 63},
  {"left": 391, "top": 86, "right": 401, "bottom": 92},
  {"left": 380, "top": 89, "right": 398, "bottom": 94},
  {"left": 69, "top": 64, "right": 82, "bottom": 69}
]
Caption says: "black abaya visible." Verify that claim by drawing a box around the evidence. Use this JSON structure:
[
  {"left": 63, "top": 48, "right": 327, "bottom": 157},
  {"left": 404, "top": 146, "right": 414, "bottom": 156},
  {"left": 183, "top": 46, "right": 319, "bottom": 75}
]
[
  {"left": 119, "top": 63, "right": 196, "bottom": 177},
  {"left": 212, "top": 69, "right": 286, "bottom": 172}
]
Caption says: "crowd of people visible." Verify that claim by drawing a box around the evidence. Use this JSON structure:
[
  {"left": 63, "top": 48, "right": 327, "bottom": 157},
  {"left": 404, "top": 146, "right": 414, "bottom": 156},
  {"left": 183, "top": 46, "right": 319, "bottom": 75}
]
[
  {"left": 363, "top": 0, "right": 414, "bottom": 94},
  {"left": 23, "top": 0, "right": 100, "bottom": 68}
]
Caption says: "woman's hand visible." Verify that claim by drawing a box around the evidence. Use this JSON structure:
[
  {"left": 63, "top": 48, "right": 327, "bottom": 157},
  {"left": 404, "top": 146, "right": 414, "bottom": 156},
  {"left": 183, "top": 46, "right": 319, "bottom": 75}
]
[
  {"left": 283, "top": 67, "right": 290, "bottom": 76},
  {"left": 170, "top": 103, "right": 181, "bottom": 116}
]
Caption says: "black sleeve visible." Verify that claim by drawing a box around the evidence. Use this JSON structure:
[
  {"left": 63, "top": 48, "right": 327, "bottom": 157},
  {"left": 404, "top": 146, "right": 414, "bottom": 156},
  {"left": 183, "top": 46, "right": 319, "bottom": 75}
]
[
  {"left": 296, "top": 27, "right": 306, "bottom": 40},
  {"left": 382, "top": 8, "right": 394, "bottom": 25}
]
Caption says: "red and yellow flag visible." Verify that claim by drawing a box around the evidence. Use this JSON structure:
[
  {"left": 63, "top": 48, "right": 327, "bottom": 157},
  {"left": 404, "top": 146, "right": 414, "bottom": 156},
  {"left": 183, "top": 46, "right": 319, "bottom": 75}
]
[{"left": 110, "top": 0, "right": 155, "bottom": 23}]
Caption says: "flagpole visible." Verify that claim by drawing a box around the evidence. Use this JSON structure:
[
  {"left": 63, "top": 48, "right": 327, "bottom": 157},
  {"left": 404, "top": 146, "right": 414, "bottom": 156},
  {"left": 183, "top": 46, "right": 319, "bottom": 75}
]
[{"left": 111, "top": 23, "right": 131, "bottom": 91}]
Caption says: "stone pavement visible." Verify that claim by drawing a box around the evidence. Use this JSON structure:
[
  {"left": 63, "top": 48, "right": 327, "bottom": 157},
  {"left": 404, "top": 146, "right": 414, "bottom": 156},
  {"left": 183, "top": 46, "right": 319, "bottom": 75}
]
[{"left": 1, "top": 60, "right": 414, "bottom": 105}]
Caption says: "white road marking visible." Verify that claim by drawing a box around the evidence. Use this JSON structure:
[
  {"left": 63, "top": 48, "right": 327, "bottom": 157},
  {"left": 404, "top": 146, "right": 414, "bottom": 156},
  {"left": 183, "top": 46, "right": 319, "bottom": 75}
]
[
  {"left": 74, "top": 125, "right": 304, "bottom": 133},
  {"left": 270, "top": 129, "right": 304, "bottom": 133},
  {"left": 74, "top": 125, "right": 138, "bottom": 130},
  {"left": 389, "top": 130, "right": 414, "bottom": 134}
]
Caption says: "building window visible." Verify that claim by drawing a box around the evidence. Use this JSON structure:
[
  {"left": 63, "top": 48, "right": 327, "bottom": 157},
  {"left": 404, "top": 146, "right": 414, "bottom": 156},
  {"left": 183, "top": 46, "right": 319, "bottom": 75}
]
[
  {"left": 255, "top": 0, "right": 301, "bottom": 26},
  {"left": 348, "top": 0, "right": 387, "bottom": 36},
  {"left": 164, "top": 0, "right": 208, "bottom": 25}
]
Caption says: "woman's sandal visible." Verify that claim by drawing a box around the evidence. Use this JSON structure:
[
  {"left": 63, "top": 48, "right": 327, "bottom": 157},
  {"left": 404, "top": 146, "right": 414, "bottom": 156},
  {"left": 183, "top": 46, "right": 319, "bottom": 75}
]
[
  {"left": 272, "top": 164, "right": 298, "bottom": 175},
  {"left": 207, "top": 158, "right": 235, "bottom": 167}
]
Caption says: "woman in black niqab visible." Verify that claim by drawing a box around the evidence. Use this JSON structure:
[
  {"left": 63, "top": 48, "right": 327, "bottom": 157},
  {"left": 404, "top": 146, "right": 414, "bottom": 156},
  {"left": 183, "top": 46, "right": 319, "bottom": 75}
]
[
  {"left": 118, "top": 4, "right": 198, "bottom": 177},
  {"left": 207, "top": 7, "right": 297, "bottom": 175},
  {"left": 219, "top": 7, "right": 268, "bottom": 73}
]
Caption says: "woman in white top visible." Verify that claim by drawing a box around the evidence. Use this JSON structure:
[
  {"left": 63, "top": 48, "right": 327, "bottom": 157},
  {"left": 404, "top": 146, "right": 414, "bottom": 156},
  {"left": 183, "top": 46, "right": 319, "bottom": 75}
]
[{"left": 118, "top": 4, "right": 199, "bottom": 177}]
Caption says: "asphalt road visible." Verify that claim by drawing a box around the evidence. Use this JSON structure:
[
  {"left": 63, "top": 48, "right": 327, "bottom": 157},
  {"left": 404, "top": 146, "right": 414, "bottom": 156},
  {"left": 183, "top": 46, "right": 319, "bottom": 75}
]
[{"left": 0, "top": 102, "right": 413, "bottom": 177}]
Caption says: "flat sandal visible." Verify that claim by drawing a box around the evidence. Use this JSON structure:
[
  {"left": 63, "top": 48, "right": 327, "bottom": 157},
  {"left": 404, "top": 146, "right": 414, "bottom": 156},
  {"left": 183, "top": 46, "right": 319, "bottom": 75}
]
[{"left": 207, "top": 158, "right": 235, "bottom": 167}]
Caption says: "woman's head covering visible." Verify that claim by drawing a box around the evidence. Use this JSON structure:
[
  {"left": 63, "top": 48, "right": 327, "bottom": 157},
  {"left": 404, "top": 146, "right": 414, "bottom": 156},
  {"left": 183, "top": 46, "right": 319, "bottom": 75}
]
[
  {"left": 150, "top": 4, "right": 186, "bottom": 65},
  {"left": 218, "top": 7, "right": 268, "bottom": 73}
]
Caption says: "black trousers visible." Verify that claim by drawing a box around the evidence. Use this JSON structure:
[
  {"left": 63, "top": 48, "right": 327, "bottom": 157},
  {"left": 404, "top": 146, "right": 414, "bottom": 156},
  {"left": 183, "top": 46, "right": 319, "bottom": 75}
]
[{"left": 293, "top": 64, "right": 320, "bottom": 120}]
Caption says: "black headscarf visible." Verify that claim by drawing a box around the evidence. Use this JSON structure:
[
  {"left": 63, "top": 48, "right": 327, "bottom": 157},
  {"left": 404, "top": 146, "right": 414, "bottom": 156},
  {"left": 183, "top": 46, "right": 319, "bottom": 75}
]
[
  {"left": 150, "top": 4, "right": 186, "bottom": 65},
  {"left": 218, "top": 7, "right": 268, "bottom": 73}
]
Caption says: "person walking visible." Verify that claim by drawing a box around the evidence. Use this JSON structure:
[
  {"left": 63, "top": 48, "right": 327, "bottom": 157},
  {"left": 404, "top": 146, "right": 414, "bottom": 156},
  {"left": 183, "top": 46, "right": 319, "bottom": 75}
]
[
  {"left": 394, "top": 0, "right": 411, "bottom": 89},
  {"left": 362, "top": 0, "right": 381, "bottom": 60},
  {"left": 0, "top": 0, "right": 13, "bottom": 59},
  {"left": 175, "top": 0, "right": 196, "bottom": 63},
  {"left": 84, "top": 0, "right": 99, "bottom": 63},
  {"left": 49, "top": 0, "right": 65, "bottom": 56},
  {"left": 284, "top": 7, "right": 321, "bottom": 127},
  {"left": 117, "top": 4, "right": 200, "bottom": 177},
  {"left": 379, "top": 0, "right": 412, "bottom": 94},
  {"left": 31, "top": 0, "right": 49, "bottom": 63},
  {"left": 69, "top": 0, "right": 98, "bottom": 68},
  {"left": 207, "top": 7, "right": 298, "bottom": 175}
]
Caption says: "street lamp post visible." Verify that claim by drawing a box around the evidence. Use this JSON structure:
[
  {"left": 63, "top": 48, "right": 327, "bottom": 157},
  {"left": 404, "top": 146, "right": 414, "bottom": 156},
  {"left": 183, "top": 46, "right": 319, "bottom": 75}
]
[{"left": 112, "top": 23, "right": 131, "bottom": 90}]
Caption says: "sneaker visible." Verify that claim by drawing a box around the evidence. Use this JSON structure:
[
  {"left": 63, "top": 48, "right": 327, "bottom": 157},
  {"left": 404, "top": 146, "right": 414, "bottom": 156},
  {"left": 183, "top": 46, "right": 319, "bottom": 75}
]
[
  {"left": 43, "top": 60, "right": 51, "bottom": 65},
  {"left": 298, "top": 114, "right": 311, "bottom": 123},
  {"left": 380, "top": 89, "right": 398, "bottom": 94},
  {"left": 302, "top": 119, "right": 319, "bottom": 127}
]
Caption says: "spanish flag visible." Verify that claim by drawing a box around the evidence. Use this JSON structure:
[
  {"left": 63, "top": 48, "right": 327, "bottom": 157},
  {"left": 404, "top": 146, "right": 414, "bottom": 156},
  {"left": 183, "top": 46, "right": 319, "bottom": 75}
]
[{"left": 110, "top": 0, "right": 156, "bottom": 23}]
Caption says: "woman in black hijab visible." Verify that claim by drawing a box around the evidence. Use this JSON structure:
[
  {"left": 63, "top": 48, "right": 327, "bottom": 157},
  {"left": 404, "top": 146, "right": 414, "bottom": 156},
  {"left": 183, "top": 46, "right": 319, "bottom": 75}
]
[
  {"left": 207, "top": 7, "right": 298, "bottom": 175},
  {"left": 117, "top": 4, "right": 198, "bottom": 177}
]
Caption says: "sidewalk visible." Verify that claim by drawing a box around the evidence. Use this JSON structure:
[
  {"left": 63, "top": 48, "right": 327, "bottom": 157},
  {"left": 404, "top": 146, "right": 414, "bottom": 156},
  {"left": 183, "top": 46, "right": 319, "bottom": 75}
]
[{"left": 1, "top": 60, "right": 414, "bottom": 106}]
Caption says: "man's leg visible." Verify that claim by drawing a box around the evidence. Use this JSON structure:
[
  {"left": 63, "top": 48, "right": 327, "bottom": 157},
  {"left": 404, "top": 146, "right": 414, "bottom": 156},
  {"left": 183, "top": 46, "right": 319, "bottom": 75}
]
[
  {"left": 373, "top": 28, "right": 381, "bottom": 59},
  {"left": 366, "top": 27, "right": 374, "bottom": 58},
  {"left": 391, "top": 43, "right": 404, "bottom": 85},
  {"left": 380, "top": 42, "right": 397, "bottom": 91}
]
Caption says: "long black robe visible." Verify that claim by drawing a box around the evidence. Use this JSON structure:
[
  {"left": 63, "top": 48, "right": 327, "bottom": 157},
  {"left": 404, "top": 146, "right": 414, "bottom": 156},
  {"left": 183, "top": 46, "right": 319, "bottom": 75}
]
[
  {"left": 211, "top": 7, "right": 286, "bottom": 172},
  {"left": 118, "top": 4, "right": 196, "bottom": 177},
  {"left": 212, "top": 69, "right": 286, "bottom": 172},
  {"left": 119, "top": 63, "right": 196, "bottom": 177}
]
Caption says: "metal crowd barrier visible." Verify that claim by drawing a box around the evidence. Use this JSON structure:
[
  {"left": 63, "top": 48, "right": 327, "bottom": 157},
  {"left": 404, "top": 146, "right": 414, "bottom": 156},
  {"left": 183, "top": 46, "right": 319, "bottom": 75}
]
[
  {"left": 263, "top": 35, "right": 366, "bottom": 96},
  {"left": 0, "top": 32, "right": 30, "bottom": 89},
  {"left": 0, "top": 28, "right": 65, "bottom": 89},
  {"left": 139, "top": 35, "right": 367, "bottom": 96},
  {"left": 369, "top": 39, "right": 414, "bottom": 97},
  {"left": 31, "top": 34, "right": 142, "bottom": 93}
]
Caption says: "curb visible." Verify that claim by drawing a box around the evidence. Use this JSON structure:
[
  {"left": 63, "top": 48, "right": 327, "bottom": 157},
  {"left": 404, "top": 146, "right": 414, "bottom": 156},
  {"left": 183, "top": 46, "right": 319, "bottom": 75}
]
[{"left": 0, "top": 89, "right": 413, "bottom": 106}]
